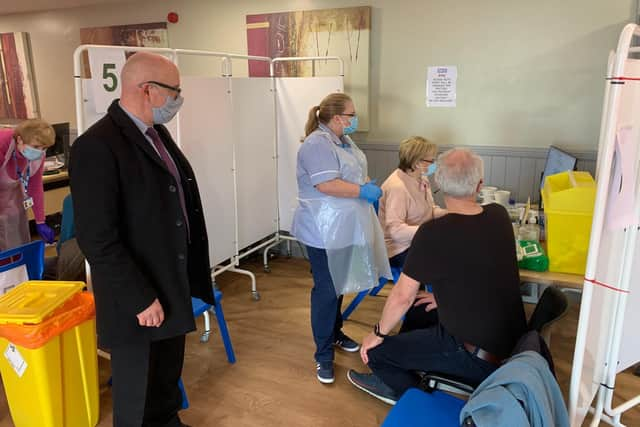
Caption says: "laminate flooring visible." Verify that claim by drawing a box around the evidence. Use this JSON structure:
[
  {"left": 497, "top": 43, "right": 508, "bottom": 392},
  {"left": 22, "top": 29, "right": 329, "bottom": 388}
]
[{"left": 0, "top": 256, "right": 638, "bottom": 426}]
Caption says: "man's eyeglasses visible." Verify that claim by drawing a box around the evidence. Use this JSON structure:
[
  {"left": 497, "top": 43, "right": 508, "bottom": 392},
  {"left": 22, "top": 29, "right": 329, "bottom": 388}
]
[{"left": 140, "top": 80, "right": 182, "bottom": 94}]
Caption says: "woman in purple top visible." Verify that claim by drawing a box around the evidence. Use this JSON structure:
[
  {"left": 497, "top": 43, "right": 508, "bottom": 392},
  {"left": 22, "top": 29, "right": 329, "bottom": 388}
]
[{"left": 0, "top": 119, "right": 56, "bottom": 251}]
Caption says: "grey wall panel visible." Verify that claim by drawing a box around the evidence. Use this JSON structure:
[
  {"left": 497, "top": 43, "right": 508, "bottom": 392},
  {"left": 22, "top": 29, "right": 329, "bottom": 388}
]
[
  {"left": 358, "top": 142, "right": 598, "bottom": 204},
  {"left": 518, "top": 158, "right": 538, "bottom": 203},
  {"left": 504, "top": 158, "right": 522, "bottom": 200},
  {"left": 489, "top": 156, "right": 507, "bottom": 190}
]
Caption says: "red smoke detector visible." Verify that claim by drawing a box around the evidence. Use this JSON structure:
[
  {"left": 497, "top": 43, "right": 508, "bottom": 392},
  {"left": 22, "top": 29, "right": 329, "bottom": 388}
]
[{"left": 167, "top": 12, "right": 179, "bottom": 24}]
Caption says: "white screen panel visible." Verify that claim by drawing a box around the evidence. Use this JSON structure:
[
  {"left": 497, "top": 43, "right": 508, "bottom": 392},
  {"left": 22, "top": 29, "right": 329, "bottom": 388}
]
[
  {"left": 275, "top": 76, "right": 344, "bottom": 232},
  {"left": 572, "top": 58, "right": 640, "bottom": 425},
  {"left": 79, "top": 79, "right": 178, "bottom": 139},
  {"left": 232, "top": 77, "right": 278, "bottom": 249},
  {"left": 80, "top": 79, "right": 105, "bottom": 133},
  {"left": 179, "top": 76, "right": 236, "bottom": 266},
  {"left": 618, "top": 233, "right": 640, "bottom": 370},
  {"left": 614, "top": 58, "right": 640, "bottom": 370}
]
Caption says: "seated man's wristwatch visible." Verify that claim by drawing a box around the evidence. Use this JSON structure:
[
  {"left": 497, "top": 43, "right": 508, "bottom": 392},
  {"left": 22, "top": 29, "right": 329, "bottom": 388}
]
[{"left": 373, "top": 323, "right": 389, "bottom": 339}]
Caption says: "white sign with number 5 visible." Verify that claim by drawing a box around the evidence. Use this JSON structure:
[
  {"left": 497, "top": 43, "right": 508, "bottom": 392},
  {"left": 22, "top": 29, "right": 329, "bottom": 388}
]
[{"left": 88, "top": 48, "right": 126, "bottom": 114}]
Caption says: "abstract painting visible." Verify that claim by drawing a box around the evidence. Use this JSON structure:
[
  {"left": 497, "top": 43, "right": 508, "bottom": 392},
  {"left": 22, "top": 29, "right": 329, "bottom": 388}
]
[
  {"left": 247, "top": 6, "right": 371, "bottom": 130},
  {"left": 79, "top": 22, "right": 169, "bottom": 77},
  {"left": 0, "top": 32, "right": 39, "bottom": 120}
]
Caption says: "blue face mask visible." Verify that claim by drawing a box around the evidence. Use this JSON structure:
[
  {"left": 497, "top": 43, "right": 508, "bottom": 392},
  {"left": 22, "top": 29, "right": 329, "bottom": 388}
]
[
  {"left": 343, "top": 115, "right": 358, "bottom": 135},
  {"left": 152, "top": 95, "right": 184, "bottom": 124},
  {"left": 22, "top": 145, "right": 44, "bottom": 161},
  {"left": 423, "top": 162, "right": 437, "bottom": 177}
]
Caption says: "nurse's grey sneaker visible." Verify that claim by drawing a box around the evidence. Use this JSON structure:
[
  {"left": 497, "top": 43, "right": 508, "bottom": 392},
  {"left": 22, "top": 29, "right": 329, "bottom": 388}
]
[
  {"left": 316, "top": 361, "right": 335, "bottom": 384},
  {"left": 347, "top": 370, "right": 398, "bottom": 405},
  {"left": 334, "top": 333, "right": 360, "bottom": 352}
]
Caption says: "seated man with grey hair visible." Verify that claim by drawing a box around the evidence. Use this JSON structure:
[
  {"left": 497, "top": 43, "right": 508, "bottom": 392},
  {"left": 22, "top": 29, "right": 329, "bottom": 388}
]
[{"left": 348, "top": 148, "right": 526, "bottom": 405}]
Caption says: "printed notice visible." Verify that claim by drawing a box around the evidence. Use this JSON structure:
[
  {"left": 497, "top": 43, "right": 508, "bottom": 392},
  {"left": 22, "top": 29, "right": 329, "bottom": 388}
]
[
  {"left": 88, "top": 47, "right": 126, "bottom": 114},
  {"left": 4, "top": 343, "right": 27, "bottom": 378},
  {"left": 426, "top": 66, "right": 457, "bottom": 107}
]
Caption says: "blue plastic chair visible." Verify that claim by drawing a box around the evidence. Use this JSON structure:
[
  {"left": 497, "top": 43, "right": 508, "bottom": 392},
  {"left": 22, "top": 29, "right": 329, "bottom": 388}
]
[
  {"left": 342, "top": 266, "right": 402, "bottom": 320},
  {"left": 178, "top": 378, "right": 189, "bottom": 409},
  {"left": 57, "top": 194, "right": 75, "bottom": 250},
  {"left": 381, "top": 388, "right": 465, "bottom": 427},
  {"left": 191, "top": 289, "right": 235, "bottom": 364},
  {"left": 179, "top": 290, "right": 236, "bottom": 409},
  {"left": 0, "top": 240, "right": 45, "bottom": 281},
  {"left": 342, "top": 198, "right": 403, "bottom": 320}
]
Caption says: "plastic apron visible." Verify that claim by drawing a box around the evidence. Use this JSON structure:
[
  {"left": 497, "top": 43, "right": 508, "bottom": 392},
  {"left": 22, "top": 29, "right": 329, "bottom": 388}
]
[
  {"left": 0, "top": 140, "right": 31, "bottom": 251},
  {"left": 299, "top": 132, "right": 391, "bottom": 296}
]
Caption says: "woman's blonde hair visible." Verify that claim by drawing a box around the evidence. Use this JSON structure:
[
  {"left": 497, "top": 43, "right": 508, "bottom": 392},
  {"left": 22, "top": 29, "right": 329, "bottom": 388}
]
[
  {"left": 398, "top": 136, "right": 437, "bottom": 172},
  {"left": 14, "top": 119, "right": 55, "bottom": 148},
  {"left": 304, "top": 93, "right": 352, "bottom": 137}
]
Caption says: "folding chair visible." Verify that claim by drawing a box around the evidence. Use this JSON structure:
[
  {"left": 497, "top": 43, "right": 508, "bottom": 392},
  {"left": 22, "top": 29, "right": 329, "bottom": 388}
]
[
  {"left": 191, "top": 288, "right": 236, "bottom": 363},
  {"left": 0, "top": 240, "right": 45, "bottom": 285},
  {"left": 342, "top": 266, "right": 402, "bottom": 320},
  {"left": 178, "top": 289, "right": 236, "bottom": 409}
]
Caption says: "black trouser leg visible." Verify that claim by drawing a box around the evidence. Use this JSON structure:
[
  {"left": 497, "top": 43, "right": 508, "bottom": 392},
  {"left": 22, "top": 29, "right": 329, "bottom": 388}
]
[{"left": 111, "top": 335, "right": 186, "bottom": 427}]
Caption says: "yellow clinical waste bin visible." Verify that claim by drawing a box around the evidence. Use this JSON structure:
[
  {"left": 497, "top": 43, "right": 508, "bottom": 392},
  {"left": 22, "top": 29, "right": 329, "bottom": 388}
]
[
  {"left": 0, "top": 281, "right": 99, "bottom": 427},
  {"left": 541, "top": 170, "right": 596, "bottom": 275}
]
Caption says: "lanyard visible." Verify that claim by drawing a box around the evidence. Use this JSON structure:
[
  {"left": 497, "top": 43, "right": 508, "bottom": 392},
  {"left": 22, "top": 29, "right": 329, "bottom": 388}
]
[{"left": 13, "top": 150, "right": 31, "bottom": 196}]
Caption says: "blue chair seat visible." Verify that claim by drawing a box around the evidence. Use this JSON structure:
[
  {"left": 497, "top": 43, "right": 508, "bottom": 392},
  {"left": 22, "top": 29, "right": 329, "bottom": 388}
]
[
  {"left": 382, "top": 388, "right": 465, "bottom": 427},
  {"left": 192, "top": 295, "right": 212, "bottom": 317}
]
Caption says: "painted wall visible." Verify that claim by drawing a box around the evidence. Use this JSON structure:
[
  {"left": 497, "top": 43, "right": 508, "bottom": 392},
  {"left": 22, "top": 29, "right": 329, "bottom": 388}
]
[{"left": 0, "top": 0, "right": 633, "bottom": 148}]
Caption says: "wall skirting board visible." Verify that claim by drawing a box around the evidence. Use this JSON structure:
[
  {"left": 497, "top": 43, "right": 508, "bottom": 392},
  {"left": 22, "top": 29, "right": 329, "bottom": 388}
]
[{"left": 358, "top": 142, "right": 597, "bottom": 204}]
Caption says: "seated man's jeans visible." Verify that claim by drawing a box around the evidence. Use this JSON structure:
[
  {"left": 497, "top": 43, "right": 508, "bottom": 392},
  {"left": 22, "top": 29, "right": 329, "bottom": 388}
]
[
  {"left": 367, "top": 324, "right": 498, "bottom": 396},
  {"left": 400, "top": 301, "right": 439, "bottom": 333}
]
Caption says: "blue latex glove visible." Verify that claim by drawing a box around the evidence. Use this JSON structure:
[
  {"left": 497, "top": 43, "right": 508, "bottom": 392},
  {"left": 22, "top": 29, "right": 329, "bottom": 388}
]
[
  {"left": 36, "top": 223, "right": 55, "bottom": 244},
  {"left": 359, "top": 180, "right": 383, "bottom": 204}
]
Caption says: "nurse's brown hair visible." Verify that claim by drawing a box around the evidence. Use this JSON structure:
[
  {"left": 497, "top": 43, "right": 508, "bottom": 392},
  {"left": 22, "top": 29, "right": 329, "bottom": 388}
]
[{"left": 304, "top": 93, "right": 352, "bottom": 137}]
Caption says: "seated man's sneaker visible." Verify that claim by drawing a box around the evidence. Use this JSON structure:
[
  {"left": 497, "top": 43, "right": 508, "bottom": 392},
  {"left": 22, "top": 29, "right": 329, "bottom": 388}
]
[
  {"left": 334, "top": 333, "right": 360, "bottom": 352},
  {"left": 316, "top": 361, "right": 335, "bottom": 384},
  {"left": 347, "top": 369, "right": 398, "bottom": 405}
]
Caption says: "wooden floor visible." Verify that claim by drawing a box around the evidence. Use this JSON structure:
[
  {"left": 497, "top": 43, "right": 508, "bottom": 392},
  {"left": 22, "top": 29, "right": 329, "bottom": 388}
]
[{"left": 0, "top": 256, "right": 638, "bottom": 426}]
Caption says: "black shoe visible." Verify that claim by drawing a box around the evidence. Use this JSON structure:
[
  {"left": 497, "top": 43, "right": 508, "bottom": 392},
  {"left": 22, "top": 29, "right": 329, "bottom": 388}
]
[
  {"left": 347, "top": 369, "right": 398, "bottom": 405},
  {"left": 334, "top": 333, "right": 360, "bottom": 352},
  {"left": 316, "top": 361, "right": 335, "bottom": 384}
]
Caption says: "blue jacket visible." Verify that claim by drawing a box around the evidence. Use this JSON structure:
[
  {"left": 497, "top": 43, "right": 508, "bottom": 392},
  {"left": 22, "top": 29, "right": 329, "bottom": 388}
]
[{"left": 460, "top": 351, "right": 569, "bottom": 427}]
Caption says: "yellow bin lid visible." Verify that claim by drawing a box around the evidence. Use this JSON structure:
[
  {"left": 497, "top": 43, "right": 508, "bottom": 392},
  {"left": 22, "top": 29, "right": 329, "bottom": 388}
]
[{"left": 0, "top": 281, "right": 85, "bottom": 325}]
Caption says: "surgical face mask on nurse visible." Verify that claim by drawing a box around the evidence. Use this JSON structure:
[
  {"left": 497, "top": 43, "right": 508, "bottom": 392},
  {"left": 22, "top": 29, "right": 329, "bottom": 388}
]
[
  {"left": 17, "top": 137, "right": 44, "bottom": 161},
  {"left": 21, "top": 145, "right": 44, "bottom": 161},
  {"left": 340, "top": 114, "right": 358, "bottom": 135}
]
